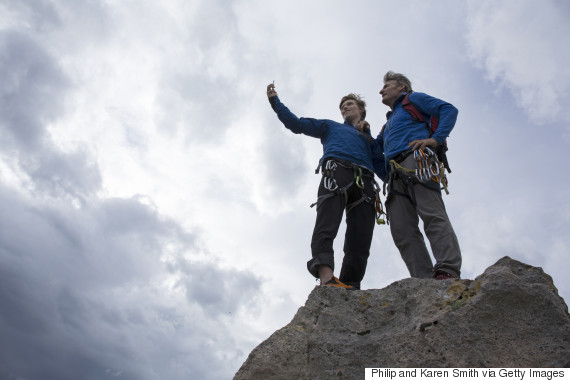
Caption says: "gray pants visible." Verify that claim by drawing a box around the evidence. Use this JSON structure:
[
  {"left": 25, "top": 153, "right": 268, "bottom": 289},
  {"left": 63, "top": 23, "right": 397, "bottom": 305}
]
[{"left": 386, "top": 154, "right": 461, "bottom": 278}]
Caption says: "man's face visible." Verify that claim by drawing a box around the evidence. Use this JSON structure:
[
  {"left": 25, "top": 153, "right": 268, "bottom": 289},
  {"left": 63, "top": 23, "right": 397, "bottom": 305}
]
[
  {"left": 340, "top": 99, "right": 363, "bottom": 124},
  {"left": 379, "top": 80, "right": 406, "bottom": 108}
]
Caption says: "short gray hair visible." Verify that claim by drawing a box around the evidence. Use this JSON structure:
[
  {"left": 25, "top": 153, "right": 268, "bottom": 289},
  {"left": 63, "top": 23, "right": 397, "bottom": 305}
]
[{"left": 383, "top": 71, "right": 413, "bottom": 92}]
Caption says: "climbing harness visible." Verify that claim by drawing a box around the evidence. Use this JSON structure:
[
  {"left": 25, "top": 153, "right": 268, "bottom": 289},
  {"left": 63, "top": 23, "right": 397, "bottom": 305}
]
[
  {"left": 323, "top": 160, "right": 339, "bottom": 191},
  {"left": 310, "top": 159, "right": 386, "bottom": 225},
  {"left": 389, "top": 147, "right": 449, "bottom": 195}
]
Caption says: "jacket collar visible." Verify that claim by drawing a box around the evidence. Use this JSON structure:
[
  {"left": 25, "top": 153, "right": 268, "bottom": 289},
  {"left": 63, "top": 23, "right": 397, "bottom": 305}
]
[{"left": 386, "top": 92, "right": 408, "bottom": 119}]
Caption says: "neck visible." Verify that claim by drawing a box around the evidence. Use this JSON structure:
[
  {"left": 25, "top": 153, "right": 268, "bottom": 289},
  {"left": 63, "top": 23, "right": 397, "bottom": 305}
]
[
  {"left": 382, "top": 98, "right": 394, "bottom": 110},
  {"left": 345, "top": 117, "right": 361, "bottom": 126}
]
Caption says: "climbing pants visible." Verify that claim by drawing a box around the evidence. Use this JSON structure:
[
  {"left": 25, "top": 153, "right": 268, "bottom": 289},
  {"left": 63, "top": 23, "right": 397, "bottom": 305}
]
[
  {"left": 308, "top": 159, "right": 376, "bottom": 289},
  {"left": 386, "top": 153, "right": 462, "bottom": 278}
]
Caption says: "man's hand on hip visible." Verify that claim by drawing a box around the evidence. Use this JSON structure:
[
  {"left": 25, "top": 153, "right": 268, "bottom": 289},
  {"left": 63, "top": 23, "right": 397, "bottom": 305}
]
[{"left": 408, "top": 138, "right": 438, "bottom": 151}]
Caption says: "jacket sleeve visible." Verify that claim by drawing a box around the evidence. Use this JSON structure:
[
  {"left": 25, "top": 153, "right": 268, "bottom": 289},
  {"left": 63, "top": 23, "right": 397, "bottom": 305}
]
[
  {"left": 270, "top": 96, "right": 327, "bottom": 138},
  {"left": 373, "top": 133, "right": 388, "bottom": 182},
  {"left": 408, "top": 92, "right": 458, "bottom": 144}
]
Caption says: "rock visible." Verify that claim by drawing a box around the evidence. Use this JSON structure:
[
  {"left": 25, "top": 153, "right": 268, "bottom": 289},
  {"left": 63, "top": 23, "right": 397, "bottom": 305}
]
[{"left": 234, "top": 257, "right": 570, "bottom": 379}]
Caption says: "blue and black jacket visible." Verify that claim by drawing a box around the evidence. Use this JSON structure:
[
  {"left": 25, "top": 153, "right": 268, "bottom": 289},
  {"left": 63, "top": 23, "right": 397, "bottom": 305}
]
[
  {"left": 271, "top": 96, "right": 385, "bottom": 176},
  {"left": 376, "top": 92, "right": 458, "bottom": 181}
]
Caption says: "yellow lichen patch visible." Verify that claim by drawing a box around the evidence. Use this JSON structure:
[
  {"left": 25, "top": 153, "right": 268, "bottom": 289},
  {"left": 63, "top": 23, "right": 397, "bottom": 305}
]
[
  {"left": 472, "top": 280, "right": 482, "bottom": 294},
  {"left": 444, "top": 282, "right": 466, "bottom": 299},
  {"left": 443, "top": 281, "right": 480, "bottom": 311},
  {"left": 358, "top": 293, "right": 372, "bottom": 312}
]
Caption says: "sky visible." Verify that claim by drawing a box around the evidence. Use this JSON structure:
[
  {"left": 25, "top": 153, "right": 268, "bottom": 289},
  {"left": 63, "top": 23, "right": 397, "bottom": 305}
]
[{"left": 0, "top": 0, "right": 569, "bottom": 379}]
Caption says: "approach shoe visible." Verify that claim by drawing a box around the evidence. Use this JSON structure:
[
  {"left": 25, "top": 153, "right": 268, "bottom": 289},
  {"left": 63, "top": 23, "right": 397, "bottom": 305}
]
[
  {"left": 323, "top": 277, "right": 355, "bottom": 290},
  {"left": 434, "top": 270, "right": 455, "bottom": 280}
]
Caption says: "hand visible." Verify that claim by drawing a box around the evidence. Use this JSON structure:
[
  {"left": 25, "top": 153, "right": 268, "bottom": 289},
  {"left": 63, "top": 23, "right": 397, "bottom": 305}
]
[
  {"left": 355, "top": 120, "right": 370, "bottom": 132},
  {"left": 408, "top": 138, "right": 438, "bottom": 151},
  {"left": 267, "top": 83, "right": 277, "bottom": 98}
]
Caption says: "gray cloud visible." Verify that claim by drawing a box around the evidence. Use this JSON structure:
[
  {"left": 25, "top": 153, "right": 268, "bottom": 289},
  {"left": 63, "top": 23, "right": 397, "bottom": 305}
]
[
  {"left": 0, "top": 183, "right": 261, "bottom": 379},
  {"left": 0, "top": 29, "right": 102, "bottom": 200},
  {"left": 1, "top": 2, "right": 569, "bottom": 379},
  {"left": 0, "top": 6, "right": 262, "bottom": 376},
  {"left": 0, "top": 30, "right": 68, "bottom": 149},
  {"left": 466, "top": 0, "right": 570, "bottom": 124},
  {"left": 175, "top": 260, "right": 261, "bottom": 316},
  {"left": 153, "top": 0, "right": 257, "bottom": 144}
]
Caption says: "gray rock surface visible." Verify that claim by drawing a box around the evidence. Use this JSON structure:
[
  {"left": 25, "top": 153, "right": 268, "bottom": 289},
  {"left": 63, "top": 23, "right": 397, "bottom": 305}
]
[{"left": 234, "top": 257, "right": 570, "bottom": 380}]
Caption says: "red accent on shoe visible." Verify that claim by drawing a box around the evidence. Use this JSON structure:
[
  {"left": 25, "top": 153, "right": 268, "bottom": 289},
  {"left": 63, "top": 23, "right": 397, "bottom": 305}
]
[{"left": 434, "top": 270, "right": 455, "bottom": 280}]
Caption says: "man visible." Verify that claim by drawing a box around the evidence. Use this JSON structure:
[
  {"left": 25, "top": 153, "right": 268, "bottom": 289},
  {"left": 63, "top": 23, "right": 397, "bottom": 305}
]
[
  {"left": 266, "top": 83, "right": 384, "bottom": 290},
  {"left": 376, "top": 71, "right": 461, "bottom": 279}
]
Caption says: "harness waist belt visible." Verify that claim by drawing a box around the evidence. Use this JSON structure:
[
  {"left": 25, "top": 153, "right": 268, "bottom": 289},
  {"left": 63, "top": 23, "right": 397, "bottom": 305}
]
[
  {"left": 391, "top": 149, "right": 414, "bottom": 164},
  {"left": 322, "top": 157, "right": 374, "bottom": 177}
]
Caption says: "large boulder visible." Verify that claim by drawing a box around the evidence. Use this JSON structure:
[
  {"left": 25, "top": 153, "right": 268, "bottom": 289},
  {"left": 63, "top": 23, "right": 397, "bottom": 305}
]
[{"left": 234, "top": 257, "right": 569, "bottom": 379}]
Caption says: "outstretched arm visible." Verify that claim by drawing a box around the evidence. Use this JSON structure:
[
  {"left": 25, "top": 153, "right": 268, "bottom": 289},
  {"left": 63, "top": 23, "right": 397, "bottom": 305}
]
[{"left": 265, "top": 82, "right": 327, "bottom": 138}]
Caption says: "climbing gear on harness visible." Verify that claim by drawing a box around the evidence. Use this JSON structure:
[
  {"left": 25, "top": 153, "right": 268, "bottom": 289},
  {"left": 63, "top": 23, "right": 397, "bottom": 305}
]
[
  {"left": 310, "top": 159, "right": 386, "bottom": 225},
  {"left": 323, "top": 160, "right": 339, "bottom": 191},
  {"left": 354, "top": 167, "right": 364, "bottom": 189},
  {"left": 388, "top": 148, "right": 449, "bottom": 195},
  {"left": 373, "top": 180, "right": 386, "bottom": 225},
  {"left": 414, "top": 147, "right": 449, "bottom": 194}
]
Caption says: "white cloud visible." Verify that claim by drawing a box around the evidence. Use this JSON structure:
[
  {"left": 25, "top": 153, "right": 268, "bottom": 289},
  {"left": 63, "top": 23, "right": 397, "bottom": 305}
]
[
  {"left": 466, "top": 0, "right": 570, "bottom": 125},
  {"left": 1, "top": 1, "right": 569, "bottom": 379}
]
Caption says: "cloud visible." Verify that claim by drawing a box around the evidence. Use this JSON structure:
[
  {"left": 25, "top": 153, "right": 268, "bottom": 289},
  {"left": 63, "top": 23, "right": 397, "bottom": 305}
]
[
  {"left": 0, "top": 29, "right": 102, "bottom": 202},
  {"left": 0, "top": 182, "right": 262, "bottom": 379},
  {"left": 1, "top": 1, "right": 569, "bottom": 379},
  {"left": 0, "top": 30, "right": 68, "bottom": 149},
  {"left": 0, "top": 4, "right": 263, "bottom": 378},
  {"left": 466, "top": 0, "right": 570, "bottom": 125}
]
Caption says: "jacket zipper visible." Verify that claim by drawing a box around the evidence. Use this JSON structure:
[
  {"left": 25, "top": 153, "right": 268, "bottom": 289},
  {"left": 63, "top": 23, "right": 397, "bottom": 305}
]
[{"left": 384, "top": 109, "right": 395, "bottom": 152}]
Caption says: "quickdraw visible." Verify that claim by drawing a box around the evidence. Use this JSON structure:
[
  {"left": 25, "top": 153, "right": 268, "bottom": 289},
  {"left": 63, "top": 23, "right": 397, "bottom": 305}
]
[
  {"left": 354, "top": 167, "right": 364, "bottom": 189},
  {"left": 414, "top": 147, "right": 449, "bottom": 194},
  {"left": 323, "top": 160, "right": 339, "bottom": 191},
  {"left": 373, "top": 180, "right": 386, "bottom": 225},
  {"left": 389, "top": 147, "right": 449, "bottom": 194}
]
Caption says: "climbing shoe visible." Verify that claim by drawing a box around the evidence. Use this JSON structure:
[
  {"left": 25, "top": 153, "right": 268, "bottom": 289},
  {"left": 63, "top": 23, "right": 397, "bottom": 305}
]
[
  {"left": 323, "top": 277, "right": 355, "bottom": 290},
  {"left": 434, "top": 270, "right": 455, "bottom": 280}
]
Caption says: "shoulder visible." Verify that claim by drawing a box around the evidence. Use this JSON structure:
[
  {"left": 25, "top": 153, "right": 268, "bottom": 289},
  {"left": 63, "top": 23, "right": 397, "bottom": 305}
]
[
  {"left": 408, "top": 91, "right": 434, "bottom": 103},
  {"left": 408, "top": 92, "right": 456, "bottom": 114}
]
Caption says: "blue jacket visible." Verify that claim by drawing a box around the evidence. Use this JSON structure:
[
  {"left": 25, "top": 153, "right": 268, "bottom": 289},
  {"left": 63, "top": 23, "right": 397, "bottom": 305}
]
[
  {"left": 271, "top": 96, "right": 385, "bottom": 174},
  {"left": 375, "top": 92, "right": 458, "bottom": 181}
]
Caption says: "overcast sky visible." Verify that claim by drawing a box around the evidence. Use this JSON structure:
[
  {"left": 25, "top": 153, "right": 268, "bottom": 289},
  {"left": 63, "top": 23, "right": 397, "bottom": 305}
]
[{"left": 1, "top": 0, "right": 569, "bottom": 379}]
